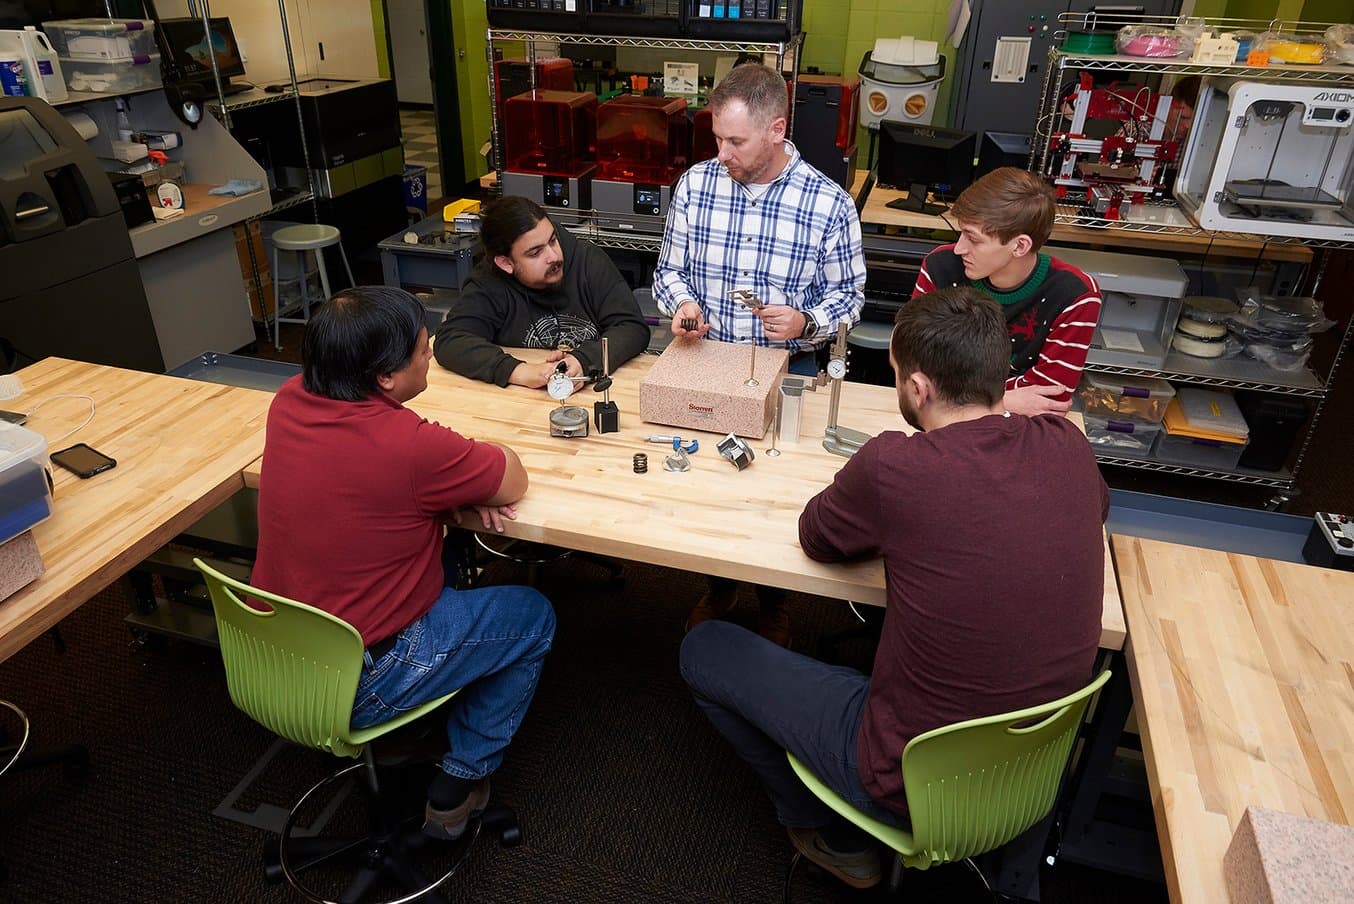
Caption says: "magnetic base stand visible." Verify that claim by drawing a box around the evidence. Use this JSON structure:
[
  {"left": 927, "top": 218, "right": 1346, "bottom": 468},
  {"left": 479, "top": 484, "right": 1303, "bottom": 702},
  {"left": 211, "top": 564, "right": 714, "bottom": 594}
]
[
  {"left": 823, "top": 425, "right": 870, "bottom": 458},
  {"left": 594, "top": 400, "right": 619, "bottom": 434}
]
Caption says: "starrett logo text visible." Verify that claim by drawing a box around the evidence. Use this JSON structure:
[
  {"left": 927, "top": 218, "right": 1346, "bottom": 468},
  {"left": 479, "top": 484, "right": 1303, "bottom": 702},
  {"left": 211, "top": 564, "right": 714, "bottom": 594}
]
[{"left": 688, "top": 403, "right": 714, "bottom": 414}]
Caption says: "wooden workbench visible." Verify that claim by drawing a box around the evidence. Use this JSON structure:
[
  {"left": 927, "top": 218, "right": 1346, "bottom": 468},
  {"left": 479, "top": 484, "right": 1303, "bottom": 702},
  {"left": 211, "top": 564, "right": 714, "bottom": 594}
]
[
  {"left": 854, "top": 174, "right": 1313, "bottom": 264},
  {"left": 0, "top": 359, "right": 273, "bottom": 663},
  {"left": 244, "top": 350, "right": 1125, "bottom": 650},
  {"left": 1114, "top": 535, "right": 1354, "bottom": 903}
]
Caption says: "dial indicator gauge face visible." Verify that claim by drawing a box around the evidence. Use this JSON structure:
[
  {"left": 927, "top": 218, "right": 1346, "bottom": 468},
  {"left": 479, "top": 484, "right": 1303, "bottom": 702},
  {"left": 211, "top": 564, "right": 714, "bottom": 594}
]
[
  {"left": 547, "top": 372, "right": 575, "bottom": 400},
  {"left": 827, "top": 358, "right": 848, "bottom": 380}
]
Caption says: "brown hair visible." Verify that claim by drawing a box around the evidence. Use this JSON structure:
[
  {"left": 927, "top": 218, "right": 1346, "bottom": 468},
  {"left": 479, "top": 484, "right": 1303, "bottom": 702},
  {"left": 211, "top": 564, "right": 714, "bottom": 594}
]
[
  {"left": 891, "top": 286, "right": 1008, "bottom": 407},
  {"left": 951, "top": 167, "right": 1056, "bottom": 248},
  {"left": 707, "top": 62, "right": 788, "bottom": 127}
]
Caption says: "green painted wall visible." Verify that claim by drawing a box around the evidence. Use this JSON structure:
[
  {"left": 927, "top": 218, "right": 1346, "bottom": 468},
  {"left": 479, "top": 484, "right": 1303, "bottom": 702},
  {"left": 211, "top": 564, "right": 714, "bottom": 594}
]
[
  {"left": 372, "top": 0, "right": 391, "bottom": 79},
  {"left": 451, "top": 0, "right": 493, "bottom": 184}
]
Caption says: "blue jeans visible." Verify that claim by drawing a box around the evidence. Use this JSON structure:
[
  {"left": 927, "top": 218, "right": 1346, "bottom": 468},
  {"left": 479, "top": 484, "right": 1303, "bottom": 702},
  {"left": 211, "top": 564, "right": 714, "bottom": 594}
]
[
  {"left": 351, "top": 583, "right": 555, "bottom": 781},
  {"left": 679, "top": 621, "right": 908, "bottom": 830}
]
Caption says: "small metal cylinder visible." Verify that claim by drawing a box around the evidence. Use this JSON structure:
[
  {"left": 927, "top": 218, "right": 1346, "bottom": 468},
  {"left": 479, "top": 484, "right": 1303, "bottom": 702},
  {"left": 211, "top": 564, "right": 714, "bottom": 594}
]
[{"left": 778, "top": 377, "right": 805, "bottom": 446}]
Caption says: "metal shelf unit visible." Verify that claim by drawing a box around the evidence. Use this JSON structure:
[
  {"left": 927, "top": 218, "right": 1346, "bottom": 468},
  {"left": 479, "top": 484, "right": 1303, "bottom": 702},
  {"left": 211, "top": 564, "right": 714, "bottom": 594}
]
[
  {"left": 485, "top": 27, "right": 802, "bottom": 177},
  {"left": 1031, "top": 14, "right": 1354, "bottom": 495}
]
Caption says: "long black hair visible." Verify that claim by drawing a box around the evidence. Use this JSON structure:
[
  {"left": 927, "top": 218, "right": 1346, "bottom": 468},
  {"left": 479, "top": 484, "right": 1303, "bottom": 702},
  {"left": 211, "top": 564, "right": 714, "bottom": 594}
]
[{"left": 479, "top": 195, "right": 548, "bottom": 260}]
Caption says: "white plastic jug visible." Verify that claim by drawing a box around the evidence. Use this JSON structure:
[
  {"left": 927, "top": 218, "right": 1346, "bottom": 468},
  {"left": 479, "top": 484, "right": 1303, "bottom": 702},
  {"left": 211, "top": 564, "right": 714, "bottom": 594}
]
[{"left": 0, "top": 28, "right": 66, "bottom": 103}]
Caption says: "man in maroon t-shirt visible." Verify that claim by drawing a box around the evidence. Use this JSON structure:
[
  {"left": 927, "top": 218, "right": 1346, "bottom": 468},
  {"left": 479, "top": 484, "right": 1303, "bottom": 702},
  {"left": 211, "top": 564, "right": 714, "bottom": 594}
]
[
  {"left": 254, "top": 286, "right": 556, "bottom": 842},
  {"left": 680, "top": 286, "right": 1106, "bottom": 890}
]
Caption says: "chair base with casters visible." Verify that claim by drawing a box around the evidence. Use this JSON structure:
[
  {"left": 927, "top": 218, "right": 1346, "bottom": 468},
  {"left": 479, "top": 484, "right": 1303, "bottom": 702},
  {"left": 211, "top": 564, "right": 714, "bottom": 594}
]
[
  {"left": 193, "top": 558, "right": 523, "bottom": 904},
  {"left": 0, "top": 699, "right": 90, "bottom": 884},
  {"left": 782, "top": 670, "right": 1112, "bottom": 902},
  {"left": 258, "top": 746, "right": 523, "bottom": 904},
  {"left": 271, "top": 224, "right": 355, "bottom": 349}
]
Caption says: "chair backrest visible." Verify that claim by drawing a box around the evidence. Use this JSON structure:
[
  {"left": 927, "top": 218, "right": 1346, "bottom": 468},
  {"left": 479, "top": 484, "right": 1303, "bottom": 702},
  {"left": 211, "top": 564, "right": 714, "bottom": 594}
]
[
  {"left": 900, "top": 670, "right": 1112, "bottom": 867},
  {"left": 194, "top": 558, "right": 368, "bottom": 759}
]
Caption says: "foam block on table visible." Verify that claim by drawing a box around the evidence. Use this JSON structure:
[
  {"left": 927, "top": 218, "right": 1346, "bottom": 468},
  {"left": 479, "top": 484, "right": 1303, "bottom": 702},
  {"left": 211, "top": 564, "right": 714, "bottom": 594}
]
[
  {"left": 0, "top": 531, "right": 44, "bottom": 602},
  {"left": 1224, "top": 806, "right": 1354, "bottom": 903},
  {"left": 639, "top": 338, "right": 788, "bottom": 439}
]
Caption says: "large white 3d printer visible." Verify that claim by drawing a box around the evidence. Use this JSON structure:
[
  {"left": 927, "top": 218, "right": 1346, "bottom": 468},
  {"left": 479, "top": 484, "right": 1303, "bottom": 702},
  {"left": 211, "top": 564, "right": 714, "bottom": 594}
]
[{"left": 1175, "top": 80, "right": 1354, "bottom": 241}]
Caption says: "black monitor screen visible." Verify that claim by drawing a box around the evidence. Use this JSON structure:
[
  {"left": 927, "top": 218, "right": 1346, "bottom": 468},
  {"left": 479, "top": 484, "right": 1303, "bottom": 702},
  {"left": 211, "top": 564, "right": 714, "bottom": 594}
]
[
  {"left": 158, "top": 17, "right": 245, "bottom": 82},
  {"left": 877, "top": 121, "right": 976, "bottom": 199}
]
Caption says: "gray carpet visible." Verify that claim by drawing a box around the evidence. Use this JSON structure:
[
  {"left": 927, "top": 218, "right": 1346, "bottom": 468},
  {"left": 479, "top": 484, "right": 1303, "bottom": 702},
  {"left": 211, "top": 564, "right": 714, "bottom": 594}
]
[{"left": 0, "top": 557, "right": 1165, "bottom": 903}]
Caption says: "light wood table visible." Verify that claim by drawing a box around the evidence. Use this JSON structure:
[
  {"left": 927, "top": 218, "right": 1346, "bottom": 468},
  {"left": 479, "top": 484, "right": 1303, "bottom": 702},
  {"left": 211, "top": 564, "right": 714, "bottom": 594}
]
[
  {"left": 855, "top": 174, "right": 1313, "bottom": 264},
  {"left": 0, "top": 358, "right": 273, "bottom": 663},
  {"left": 243, "top": 351, "right": 1124, "bottom": 650},
  {"left": 1114, "top": 535, "right": 1354, "bottom": 903}
]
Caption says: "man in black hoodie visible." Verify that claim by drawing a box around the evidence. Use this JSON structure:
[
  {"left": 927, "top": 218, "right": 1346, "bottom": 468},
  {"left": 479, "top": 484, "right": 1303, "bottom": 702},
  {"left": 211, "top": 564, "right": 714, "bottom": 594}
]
[{"left": 433, "top": 196, "right": 649, "bottom": 389}]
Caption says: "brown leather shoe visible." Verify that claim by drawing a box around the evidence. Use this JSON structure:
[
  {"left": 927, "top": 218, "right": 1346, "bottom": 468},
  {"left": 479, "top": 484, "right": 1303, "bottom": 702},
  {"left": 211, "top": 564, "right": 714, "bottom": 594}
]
[
  {"left": 423, "top": 777, "right": 491, "bottom": 841},
  {"left": 757, "top": 600, "right": 792, "bottom": 648},
  {"left": 684, "top": 586, "right": 739, "bottom": 633},
  {"left": 787, "top": 827, "right": 882, "bottom": 889}
]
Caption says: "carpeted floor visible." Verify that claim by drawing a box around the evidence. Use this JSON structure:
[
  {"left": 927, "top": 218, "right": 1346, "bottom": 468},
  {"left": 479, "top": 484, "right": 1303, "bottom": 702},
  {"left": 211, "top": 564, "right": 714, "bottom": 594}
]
[{"left": 0, "top": 557, "right": 1166, "bottom": 903}]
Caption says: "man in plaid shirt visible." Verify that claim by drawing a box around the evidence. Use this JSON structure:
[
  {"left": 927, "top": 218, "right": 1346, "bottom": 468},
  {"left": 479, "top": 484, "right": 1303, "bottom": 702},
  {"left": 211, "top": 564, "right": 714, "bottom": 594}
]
[
  {"left": 653, "top": 62, "right": 865, "bottom": 376},
  {"left": 653, "top": 62, "right": 865, "bottom": 647}
]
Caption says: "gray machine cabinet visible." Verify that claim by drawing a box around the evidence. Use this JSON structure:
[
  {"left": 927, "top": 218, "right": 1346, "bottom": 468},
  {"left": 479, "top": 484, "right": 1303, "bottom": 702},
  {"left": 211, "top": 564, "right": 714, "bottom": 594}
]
[{"left": 952, "top": 1, "right": 1179, "bottom": 141}]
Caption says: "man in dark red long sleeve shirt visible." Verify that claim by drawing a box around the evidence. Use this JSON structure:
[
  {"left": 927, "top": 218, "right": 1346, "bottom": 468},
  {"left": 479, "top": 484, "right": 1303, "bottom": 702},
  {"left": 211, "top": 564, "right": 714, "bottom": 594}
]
[{"left": 680, "top": 286, "right": 1107, "bottom": 890}]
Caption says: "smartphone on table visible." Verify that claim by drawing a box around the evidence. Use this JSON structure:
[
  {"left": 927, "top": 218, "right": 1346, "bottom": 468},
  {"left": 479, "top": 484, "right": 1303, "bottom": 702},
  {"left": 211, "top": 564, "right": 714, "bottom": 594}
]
[{"left": 50, "top": 443, "right": 117, "bottom": 478}]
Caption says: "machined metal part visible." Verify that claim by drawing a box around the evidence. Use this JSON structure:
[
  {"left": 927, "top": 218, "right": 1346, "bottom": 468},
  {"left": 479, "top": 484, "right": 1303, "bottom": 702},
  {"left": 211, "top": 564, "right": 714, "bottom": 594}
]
[
  {"left": 663, "top": 447, "right": 692, "bottom": 472},
  {"left": 633, "top": 452, "right": 648, "bottom": 473},
  {"left": 716, "top": 433, "right": 755, "bottom": 471},
  {"left": 549, "top": 405, "right": 590, "bottom": 438},
  {"left": 680, "top": 317, "right": 699, "bottom": 332}
]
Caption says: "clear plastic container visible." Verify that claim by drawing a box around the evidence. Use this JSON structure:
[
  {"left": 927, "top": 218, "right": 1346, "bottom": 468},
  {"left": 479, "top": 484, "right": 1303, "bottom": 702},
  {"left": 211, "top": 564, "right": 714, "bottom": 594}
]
[
  {"left": 1083, "top": 414, "right": 1162, "bottom": 456},
  {"left": 1076, "top": 373, "right": 1176, "bottom": 425},
  {"left": 43, "top": 18, "right": 156, "bottom": 62},
  {"left": 1254, "top": 31, "right": 1327, "bottom": 65},
  {"left": 1117, "top": 25, "right": 1193, "bottom": 58},
  {"left": 1327, "top": 25, "right": 1354, "bottom": 66},
  {"left": 0, "top": 423, "right": 52, "bottom": 546},
  {"left": 1151, "top": 430, "right": 1247, "bottom": 471},
  {"left": 60, "top": 52, "right": 161, "bottom": 94}
]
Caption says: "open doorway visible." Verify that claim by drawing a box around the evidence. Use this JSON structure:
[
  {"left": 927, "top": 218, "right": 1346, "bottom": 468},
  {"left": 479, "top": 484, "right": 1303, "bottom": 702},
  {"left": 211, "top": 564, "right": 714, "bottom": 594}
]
[{"left": 383, "top": 0, "right": 464, "bottom": 207}]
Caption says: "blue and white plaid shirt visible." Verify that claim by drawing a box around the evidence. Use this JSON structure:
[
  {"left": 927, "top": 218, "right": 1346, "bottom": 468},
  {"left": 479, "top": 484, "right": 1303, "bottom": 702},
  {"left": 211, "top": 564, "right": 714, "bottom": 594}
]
[{"left": 653, "top": 140, "right": 865, "bottom": 351}]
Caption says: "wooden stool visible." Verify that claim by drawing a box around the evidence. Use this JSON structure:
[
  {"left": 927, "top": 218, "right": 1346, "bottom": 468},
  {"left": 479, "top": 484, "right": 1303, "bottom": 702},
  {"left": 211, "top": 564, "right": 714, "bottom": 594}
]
[{"left": 271, "top": 224, "right": 355, "bottom": 349}]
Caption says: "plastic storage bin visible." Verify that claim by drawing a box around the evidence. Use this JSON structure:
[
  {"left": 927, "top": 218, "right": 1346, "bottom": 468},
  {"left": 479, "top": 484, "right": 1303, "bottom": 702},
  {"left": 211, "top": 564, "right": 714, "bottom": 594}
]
[
  {"left": 43, "top": 18, "right": 156, "bottom": 61},
  {"left": 60, "top": 53, "right": 161, "bottom": 94},
  {"left": 1083, "top": 414, "right": 1162, "bottom": 456},
  {"left": 1076, "top": 373, "right": 1176, "bottom": 425},
  {"left": 1152, "top": 390, "right": 1248, "bottom": 471},
  {"left": 0, "top": 423, "right": 52, "bottom": 546}
]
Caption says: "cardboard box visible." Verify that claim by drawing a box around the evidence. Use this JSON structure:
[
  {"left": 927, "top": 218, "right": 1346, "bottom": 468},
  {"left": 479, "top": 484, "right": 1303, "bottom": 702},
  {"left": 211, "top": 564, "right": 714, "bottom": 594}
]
[
  {"left": 0, "top": 531, "right": 44, "bottom": 602},
  {"left": 639, "top": 339, "right": 789, "bottom": 439},
  {"left": 233, "top": 220, "right": 276, "bottom": 319},
  {"left": 1224, "top": 806, "right": 1354, "bottom": 903}
]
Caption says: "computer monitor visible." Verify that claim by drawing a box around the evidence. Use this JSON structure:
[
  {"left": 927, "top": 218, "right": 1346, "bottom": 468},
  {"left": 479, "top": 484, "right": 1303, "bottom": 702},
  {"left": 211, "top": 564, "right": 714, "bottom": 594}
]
[
  {"left": 977, "top": 131, "right": 1032, "bottom": 178},
  {"left": 877, "top": 121, "right": 975, "bottom": 215},
  {"left": 157, "top": 17, "right": 247, "bottom": 92}
]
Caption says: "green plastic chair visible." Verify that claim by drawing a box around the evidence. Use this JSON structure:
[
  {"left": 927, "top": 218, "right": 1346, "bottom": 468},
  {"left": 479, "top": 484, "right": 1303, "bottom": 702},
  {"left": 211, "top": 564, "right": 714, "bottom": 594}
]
[
  {"left": 784, "top": 670, "right": 1112, "bottom": 900},
  {"left": 195, "top": 558, "right": 492, "bottom": 904}
]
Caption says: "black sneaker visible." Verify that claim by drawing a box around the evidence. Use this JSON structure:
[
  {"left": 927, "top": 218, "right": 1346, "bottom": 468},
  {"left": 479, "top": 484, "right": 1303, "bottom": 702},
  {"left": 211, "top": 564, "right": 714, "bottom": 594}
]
[
  {"left": 423, "top": 777, "right": 491, "bottom": 841},
  {"left": 787, "top": 826, "right": 882, "bottom": 889}
]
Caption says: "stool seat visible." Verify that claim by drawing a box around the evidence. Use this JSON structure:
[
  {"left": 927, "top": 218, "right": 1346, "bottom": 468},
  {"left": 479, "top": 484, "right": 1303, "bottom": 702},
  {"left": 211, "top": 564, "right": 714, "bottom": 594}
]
[
  {"left": 848, "top": 321, "right": 893, "bottom": 350},
  {"left": 271, "top": 222, "right": 353, "bottom": 349},
  {"left": 272, "top": 224, "right": 343, "bottom": 251}
]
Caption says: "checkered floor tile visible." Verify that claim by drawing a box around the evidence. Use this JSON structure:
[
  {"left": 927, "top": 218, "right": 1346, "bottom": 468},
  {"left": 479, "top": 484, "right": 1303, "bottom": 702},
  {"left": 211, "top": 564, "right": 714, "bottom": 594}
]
[{"left": 401, "top": 108, "right": 442, "bottom": 203}]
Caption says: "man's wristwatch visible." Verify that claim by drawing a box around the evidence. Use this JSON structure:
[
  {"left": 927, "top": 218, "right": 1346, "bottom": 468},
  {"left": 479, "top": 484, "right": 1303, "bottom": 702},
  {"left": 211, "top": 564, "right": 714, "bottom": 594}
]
[{"left": 800, "top": 314, "right": 819, "bottom": 341}]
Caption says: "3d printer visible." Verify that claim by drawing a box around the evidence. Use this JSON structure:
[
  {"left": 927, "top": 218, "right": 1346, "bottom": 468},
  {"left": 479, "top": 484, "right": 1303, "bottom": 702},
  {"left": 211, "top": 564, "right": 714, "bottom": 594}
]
[
  {"left": 592, "top": 94, "right": 691, "bottom": 232},
  {"left": 1044, "top": 74, "right": 1183, "bottom": 221},
  {"left": 1175, "top": 80, "right": 1354, "bottom": 242},
  {"left": 500, "top": 89, "right": 598, "bottom": 224}
]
